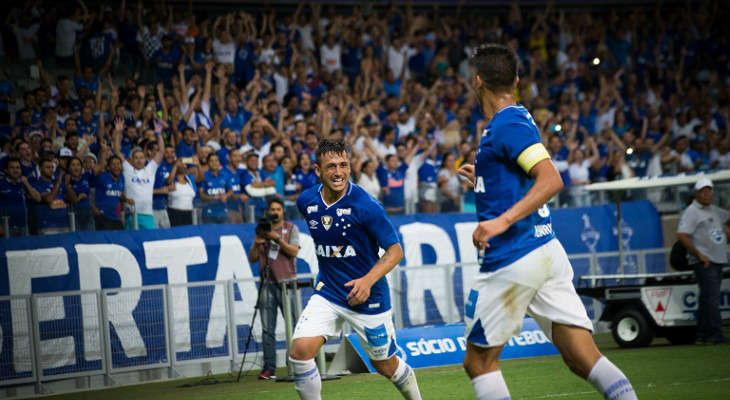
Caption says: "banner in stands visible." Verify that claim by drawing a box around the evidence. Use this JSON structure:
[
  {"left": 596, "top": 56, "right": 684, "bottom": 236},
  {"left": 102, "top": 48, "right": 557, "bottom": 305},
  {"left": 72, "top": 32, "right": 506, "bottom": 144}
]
[
  {"left": 335, "top": 318, "right": 558, "bottom": 373},
  {"left": 0, "top": 201, "right": 662, "bottom": 382}
]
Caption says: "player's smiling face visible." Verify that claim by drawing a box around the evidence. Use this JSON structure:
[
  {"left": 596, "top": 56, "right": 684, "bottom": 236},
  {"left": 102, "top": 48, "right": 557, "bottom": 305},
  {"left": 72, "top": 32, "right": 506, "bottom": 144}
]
[{"left": 316, "top": 151, "right": 350, "bottom": 197}]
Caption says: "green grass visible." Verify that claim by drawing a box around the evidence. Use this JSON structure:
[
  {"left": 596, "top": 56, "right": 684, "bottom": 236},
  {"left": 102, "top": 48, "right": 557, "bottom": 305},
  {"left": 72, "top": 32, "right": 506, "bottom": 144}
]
[{"left": 43, "top": 334, "right": 730, "bottom": 400}]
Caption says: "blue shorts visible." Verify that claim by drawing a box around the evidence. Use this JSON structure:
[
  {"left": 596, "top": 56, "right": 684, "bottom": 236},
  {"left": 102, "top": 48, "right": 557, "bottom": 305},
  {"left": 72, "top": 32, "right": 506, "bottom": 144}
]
[{"left": 125, "top": 213, "right": 156, "bottom": 230}]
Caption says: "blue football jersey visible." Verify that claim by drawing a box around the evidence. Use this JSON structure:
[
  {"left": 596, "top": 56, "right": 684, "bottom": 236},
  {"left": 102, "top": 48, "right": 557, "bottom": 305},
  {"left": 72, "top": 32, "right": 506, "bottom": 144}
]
[
  {"left": 474, "top": 105, "right": 554, "bottom": 272},
  {"left": 297, "top": 183, "right": 400, "bottom": 314}
]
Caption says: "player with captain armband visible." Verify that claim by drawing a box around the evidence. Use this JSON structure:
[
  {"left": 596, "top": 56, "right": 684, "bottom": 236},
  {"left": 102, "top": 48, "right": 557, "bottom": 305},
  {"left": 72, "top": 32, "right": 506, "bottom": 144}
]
[{"left": 458, "top": 43, "right": 638, "bottom": 400}]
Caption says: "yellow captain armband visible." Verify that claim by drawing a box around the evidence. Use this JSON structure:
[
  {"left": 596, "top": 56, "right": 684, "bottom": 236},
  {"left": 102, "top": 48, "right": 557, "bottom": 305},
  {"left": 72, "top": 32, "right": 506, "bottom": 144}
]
[{"left": 516, "top": 143, "right": 551, "bottom": 174}]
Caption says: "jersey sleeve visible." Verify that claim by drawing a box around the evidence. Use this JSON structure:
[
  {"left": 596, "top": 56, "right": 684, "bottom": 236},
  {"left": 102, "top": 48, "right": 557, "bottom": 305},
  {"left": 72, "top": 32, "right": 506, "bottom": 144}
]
[
  {"left": 493, "top": 120, "right": 550, "bottom": 174},
  {"left": 363, "top": 197, "right": 400, "bottom": 250},
  {"left": 677, "top": 209, "right": 697, "bottom": 235},
  {"left": 295, "top": 189, "right": 307, "bottom": 214}
]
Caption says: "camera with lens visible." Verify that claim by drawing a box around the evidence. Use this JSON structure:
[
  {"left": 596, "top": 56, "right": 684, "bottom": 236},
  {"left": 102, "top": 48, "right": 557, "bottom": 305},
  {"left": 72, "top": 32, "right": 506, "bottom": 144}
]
[{"left": 255, "top": 215, "right": 272, "bottom": 236}]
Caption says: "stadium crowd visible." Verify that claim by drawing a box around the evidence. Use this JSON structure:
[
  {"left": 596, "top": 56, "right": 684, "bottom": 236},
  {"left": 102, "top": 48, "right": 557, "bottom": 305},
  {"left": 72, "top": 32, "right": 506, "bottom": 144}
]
[{"left": 0, "top": 0, "right": 729, "bottom": 236}]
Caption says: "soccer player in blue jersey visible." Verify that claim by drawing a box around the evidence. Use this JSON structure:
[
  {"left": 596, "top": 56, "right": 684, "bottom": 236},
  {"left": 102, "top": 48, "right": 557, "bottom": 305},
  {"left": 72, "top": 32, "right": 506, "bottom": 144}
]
[
  {"left": 291, "top": 139, "right": 421, "bottom": 400},
  {"left": 457, "top": 44, "right": 637, "bottom": 400}
]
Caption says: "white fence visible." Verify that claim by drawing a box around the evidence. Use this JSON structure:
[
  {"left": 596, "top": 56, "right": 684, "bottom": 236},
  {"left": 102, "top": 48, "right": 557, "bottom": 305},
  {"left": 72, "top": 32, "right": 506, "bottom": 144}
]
[{"left": 0, "top": 248, "right": 668, "bottom": 397}]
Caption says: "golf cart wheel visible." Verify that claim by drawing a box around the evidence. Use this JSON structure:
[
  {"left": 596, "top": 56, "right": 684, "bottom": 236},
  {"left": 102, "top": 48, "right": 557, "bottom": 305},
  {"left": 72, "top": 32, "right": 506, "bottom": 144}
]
[
  {"left": 665, "top": 326, "right": 697, "bottom": 345},
  {"left": 611, "top": 309, "right": 654, "bottom": 348}
]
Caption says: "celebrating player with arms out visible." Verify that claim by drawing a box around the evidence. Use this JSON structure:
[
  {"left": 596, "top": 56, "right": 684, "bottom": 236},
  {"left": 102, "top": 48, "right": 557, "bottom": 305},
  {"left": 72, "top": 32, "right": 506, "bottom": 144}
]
[
  {"left": 458, "top": 44, "right": 638, "bottom": 400},
  {"left": 291, "top": 139, "right": 422, "bottom": 400}
]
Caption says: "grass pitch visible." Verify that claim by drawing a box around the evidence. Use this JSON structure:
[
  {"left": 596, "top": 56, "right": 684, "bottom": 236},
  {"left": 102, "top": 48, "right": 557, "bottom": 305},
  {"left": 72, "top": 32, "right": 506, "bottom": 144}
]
[{"left": 42, "top": 334, "right": 730, "bottom": 400}]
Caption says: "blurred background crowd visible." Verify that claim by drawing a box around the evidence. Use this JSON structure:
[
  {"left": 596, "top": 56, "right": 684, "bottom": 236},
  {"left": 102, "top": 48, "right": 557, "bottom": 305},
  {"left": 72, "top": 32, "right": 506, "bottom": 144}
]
[{"left": 0, "top": 0, "right": 729, "bottom": 236}]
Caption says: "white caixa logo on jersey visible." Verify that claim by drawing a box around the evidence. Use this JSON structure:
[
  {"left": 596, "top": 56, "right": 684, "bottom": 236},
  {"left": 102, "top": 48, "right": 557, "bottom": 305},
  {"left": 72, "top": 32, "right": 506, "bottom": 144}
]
[
  {"left": 336, "top": 208, "right": 351, "bottom": 217},
  {"left": 316, "top": 244, "right": 357, "bottom": 258},
  {"left": 307, "top": 205, "right": 318, "bottom": 214}
]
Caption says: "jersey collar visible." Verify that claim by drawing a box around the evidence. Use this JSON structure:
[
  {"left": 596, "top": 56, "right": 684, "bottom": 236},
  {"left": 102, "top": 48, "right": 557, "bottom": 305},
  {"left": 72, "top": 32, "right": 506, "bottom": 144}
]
[{"left": 318, "top": 182, "right": 353, "bottom": 209}]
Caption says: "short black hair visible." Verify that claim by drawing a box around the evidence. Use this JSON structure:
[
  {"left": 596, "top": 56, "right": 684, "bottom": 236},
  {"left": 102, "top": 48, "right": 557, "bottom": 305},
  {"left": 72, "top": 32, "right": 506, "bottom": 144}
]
[
  {"left": 267, "top": 197, "right": 284, "bottom": 210},
  {"left": 471, "top": 43, "right": 519, "bottom": 93},
  {"left": 315, "top": 139, "right": 350, "bottom": 166},
  {"left": 4, "top": 157, "right": 20, "bottom": 169}
]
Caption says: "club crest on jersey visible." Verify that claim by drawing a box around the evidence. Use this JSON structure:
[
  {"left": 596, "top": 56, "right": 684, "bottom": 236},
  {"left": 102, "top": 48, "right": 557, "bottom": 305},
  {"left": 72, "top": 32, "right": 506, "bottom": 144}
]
[
  {"left": 307, "top": 205, "right": 318, "bottom": 214},
  {"left": 336, "top": 208, "right": 351, "bottom": 217},
  {"left": 322, "top": 215, "right": 333, "bottom": 230}
]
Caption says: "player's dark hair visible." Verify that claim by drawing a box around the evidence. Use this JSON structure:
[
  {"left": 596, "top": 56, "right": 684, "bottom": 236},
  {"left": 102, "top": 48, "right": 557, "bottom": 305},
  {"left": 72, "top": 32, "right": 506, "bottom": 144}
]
[
  {"left": 315, "top": 139, "right": 350, "bottom": 166},
  {"left": 471, "top": 43, "right": 519, "bottom": 93}
]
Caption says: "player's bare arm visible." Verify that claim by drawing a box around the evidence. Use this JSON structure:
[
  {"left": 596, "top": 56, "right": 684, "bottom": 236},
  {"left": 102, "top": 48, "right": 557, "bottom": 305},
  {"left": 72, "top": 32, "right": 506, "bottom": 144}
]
[
  {"left": 473, "top": 159, "right": 562, "bottom": 249},
  {"left": 345, "top": 242, "right": 403, "bottom": 306},
  {"left": 457, "top": 164, "right": 475, "bottom": 187}
]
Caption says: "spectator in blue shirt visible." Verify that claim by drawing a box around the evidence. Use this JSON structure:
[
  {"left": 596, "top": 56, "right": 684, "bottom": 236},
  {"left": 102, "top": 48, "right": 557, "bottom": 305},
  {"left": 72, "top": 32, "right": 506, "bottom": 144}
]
[
  {"left": 65, "top": 156, "right": 96, "bottom": 231},
  {"left": 152, "top": 145, "right": 176, "bottom": 228},
  {"left": 16, "top": 141, "right": 38, "bottom": 179},
  {"left": 0, "top": 157, "right": 41, "bottom": 236},
  {"left": 242, "top": 152, "right": 276, "bottom": 219},
  {"left": 294, "top": 152, "right": 318, "bottom": 191},
  {"left": 199, "top": 153, "right": 232, "bottom": 224},
  {"left": 222, "top": 149, "right": 248, "bottom": 223},
  {"left": 176, "top": 127, "right": 198, "bottom": 158},
  {"left": 152, "top": 35, "right": 181, "bottom": 84},
  {"left": 31, "top": 159, "right": 69, "bottom": 234},
  {"left": 378, "top": 154, "right": 408, "bottom": 215},
  {"left": 91, "top": 155, "right": 126, "bottom": 230},
  {"left": 217, "top": 128, "right": 240, "bottom": 167},
  {"left": 221, "top": 95, "right": 248, "bottom": 134}
]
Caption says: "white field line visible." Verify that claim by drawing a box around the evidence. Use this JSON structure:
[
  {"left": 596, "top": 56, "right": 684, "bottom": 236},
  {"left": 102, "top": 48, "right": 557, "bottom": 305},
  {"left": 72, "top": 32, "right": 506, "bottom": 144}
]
[{"left": 515, "top": 377, "right": 730, "bottom": 399}]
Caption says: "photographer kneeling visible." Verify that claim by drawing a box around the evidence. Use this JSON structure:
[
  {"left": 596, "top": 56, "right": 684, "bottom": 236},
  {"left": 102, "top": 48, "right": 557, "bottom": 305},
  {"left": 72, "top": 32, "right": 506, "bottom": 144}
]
[{"left": 248, "top": 198, "right": 301, "bottom": 380}]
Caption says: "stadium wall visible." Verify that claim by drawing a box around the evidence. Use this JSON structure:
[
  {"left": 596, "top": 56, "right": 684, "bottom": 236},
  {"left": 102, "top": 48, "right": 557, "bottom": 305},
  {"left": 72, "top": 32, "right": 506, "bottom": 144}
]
[{"left": 0, "top": 201, "right": 664, "bottom": 393}]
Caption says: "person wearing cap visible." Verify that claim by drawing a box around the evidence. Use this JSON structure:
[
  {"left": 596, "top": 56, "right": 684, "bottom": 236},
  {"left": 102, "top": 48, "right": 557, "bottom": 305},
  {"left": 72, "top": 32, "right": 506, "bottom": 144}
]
[
  {"left": 677, "top": 178, "right": 730, "bottom": 345},
  {"left": 57, "top": 147, "right": 75, "bottom": 174}
]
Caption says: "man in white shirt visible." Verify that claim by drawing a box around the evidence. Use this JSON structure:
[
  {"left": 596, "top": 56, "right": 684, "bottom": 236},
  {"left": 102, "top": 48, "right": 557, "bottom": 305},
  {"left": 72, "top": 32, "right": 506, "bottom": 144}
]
[
  {"left": 240, "top": 130, "right": 272, "bottom": 168},
  {"left": 55, "top": 1, "right": 87, "bottom": 64},
  {"left": 112, "top": 119, "right": 165, "bottom": 230},
  {"left": 387, "top": 36, "right": 416, "bottom": 80},
  {"left": 320, "top": 34, "right": 342, "bottom": 74}
]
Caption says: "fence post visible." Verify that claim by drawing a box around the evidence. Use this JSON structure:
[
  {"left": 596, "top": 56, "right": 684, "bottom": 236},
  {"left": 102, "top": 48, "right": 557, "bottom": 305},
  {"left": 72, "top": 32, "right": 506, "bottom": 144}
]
[
  {"left": 280, "top": 280, "right": 295, "bottom": 377},
  {"left": 444, "top": 265, "right": 455, "bottom": 324},
  {"left": 68, "top": 210, "right": 76, "bottom": 232},
  {"left": 2, "top": 216, "right": 9, "bottom": 238},
  {"left": 246, "top": 205, "right": 256, "bottom": 223},
  {"left": 390, "top": 268, "right": 404, "bottom": 330},
  {"left": 29, "top": 295, "right": 48, "bottom": 394},
  {"left": 165, "top": 285, "right": 177, "bottom": 371},
  {"left": 100, "top": 291, "right": 116, "bottom": 386},
  {"left": 225, "top": 281, "right": 236, "bottom": 372},
  {"left": 191, "top": 208, "right": 198, "bottom": 225},
  {"left": 132, "top": 205, "right": 138, "bottom": 230}
]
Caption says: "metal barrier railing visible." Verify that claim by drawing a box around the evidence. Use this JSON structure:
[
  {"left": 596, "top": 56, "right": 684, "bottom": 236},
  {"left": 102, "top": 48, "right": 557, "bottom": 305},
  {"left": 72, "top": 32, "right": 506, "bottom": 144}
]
[{"left": 0, "top": 248, "right": 670, "bottom": 394}]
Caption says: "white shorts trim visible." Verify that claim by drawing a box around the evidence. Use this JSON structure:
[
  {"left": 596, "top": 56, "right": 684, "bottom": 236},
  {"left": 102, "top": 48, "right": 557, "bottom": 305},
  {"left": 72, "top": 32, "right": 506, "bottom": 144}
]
[
  {"left": 293, "top": 295, "right": 397, "bottom": 361},
  {"left": 464, "top": 238, "right": 593, "bottom": 347}
]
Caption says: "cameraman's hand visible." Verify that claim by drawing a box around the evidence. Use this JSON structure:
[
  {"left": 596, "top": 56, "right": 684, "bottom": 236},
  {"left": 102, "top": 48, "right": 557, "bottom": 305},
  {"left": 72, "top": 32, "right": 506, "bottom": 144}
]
[
  {"left": 264, "top": 231, "right": 279, "bottom": 241},
  {"left": 254, "top": 235, "right": 267, "bottom": 245}
]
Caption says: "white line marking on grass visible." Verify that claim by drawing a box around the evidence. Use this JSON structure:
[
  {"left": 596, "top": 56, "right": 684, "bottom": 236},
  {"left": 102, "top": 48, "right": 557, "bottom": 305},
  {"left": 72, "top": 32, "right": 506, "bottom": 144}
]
[{"left": 518, "top": 391, "right": 595, "bottom": 399}]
